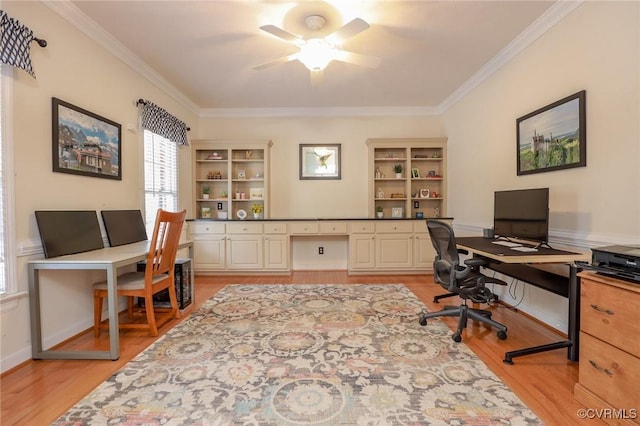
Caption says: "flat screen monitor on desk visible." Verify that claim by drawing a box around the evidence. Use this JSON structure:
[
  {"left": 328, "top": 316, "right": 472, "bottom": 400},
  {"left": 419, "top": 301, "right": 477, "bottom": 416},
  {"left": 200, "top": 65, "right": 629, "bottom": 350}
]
[
  {"left": 35, "top": 210, "right": 104, "bottom": 258},
  {"left": 494, "top": 187, "right": 549, "bottom": 245},
  {"left": 101, "top": 209, "right": 148, "bottom": 247}
]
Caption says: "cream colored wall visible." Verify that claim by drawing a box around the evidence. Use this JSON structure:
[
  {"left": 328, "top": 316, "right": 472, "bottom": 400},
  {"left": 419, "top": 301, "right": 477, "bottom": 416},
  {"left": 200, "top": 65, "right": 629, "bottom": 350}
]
[
  {"left": 1, "top": 2, "right": 198, "bottom": 372},
  {"left": 443, "top": 1, "right": 639, "bottom": 332},
  {"left": 443, "top": 1, "right": 639, "bottom": 245},
  {"left": 196, "top": 116, "right": 446, "bottom": 219}
]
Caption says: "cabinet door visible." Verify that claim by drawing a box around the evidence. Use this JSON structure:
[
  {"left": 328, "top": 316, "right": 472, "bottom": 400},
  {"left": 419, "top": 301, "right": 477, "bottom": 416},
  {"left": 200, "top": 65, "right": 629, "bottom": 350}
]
[
  {"left": 192, "top": 236, "right": 226, "bottom": 270},
  {"left": 349, "top": 234, "right": 375, "bottom": 270},
  {"left": 264, "top": 234, "right": 289, "bottom": 270},
  {"left": 414, "top": 233, "right": 434, "bottom": 270},
  {"left": 226, "top": 234, "right": 263, "bottom": 270},
  {"left": 375, "top": 233, "right": 413, "bottom": 269}
]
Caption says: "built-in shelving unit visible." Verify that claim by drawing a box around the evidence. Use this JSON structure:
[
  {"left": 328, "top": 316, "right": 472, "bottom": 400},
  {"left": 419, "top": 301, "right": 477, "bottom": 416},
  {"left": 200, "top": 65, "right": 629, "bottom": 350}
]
[
  {"left": 367, "top": 138, "right": 447, "bottom": 219},
  {"left": 192, "top": 140, "right": 272, "bottom": 220}
]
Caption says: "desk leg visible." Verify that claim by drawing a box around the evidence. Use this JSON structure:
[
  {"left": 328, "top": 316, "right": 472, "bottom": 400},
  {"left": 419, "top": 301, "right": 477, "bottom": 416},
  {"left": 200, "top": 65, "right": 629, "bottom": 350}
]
[
  {"left": 503, "top": 264, "right": 581, "bottom": 364},
  {"left": 28, "top": 265, "right": 44, "bottom": 358},
  {"left": 106, "top": 266, "right": 120, "bottom": 360}
]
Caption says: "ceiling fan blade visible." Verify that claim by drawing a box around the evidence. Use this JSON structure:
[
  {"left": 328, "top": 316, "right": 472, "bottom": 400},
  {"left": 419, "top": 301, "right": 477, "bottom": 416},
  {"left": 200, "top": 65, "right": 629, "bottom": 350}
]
[
  {"left": 310, "top": 69, "right": 324, "bottom": 86},
  {"left": 335, "top": 50, "right": 381, "bottom": 68},
  {"left": 259, "top": 25, "right": 301, "bottom": 43},
  {"left": 253, "top": 54, "right": 297, "bottom": 70},
  {"left": 326, "top": 18, "right": 370, "bottom": 43}
]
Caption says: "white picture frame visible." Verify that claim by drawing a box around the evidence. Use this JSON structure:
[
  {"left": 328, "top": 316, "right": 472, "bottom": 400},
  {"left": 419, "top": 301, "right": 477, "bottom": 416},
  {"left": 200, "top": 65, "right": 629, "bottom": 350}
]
[
  {"left": 391, "top": 207, "right": 404, "bottom": 218},
  {"left": 419, "top": 188, "right": 430, "bottom": 198},
  {"left": 250, "top": 187, "right": 264, "bottom": 199}
]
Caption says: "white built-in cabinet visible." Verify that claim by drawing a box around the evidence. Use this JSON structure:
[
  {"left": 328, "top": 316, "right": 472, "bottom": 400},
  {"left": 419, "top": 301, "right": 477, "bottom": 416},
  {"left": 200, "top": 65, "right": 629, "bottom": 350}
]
[
  {"left": 367, "top": 138, "right": 447, "bottom": 219},
  {"left": 189, "top": 219, "right": 450, "bottom": 274},
  {"left": 192, "top": 140, "right": 272, "bottom": 220}
]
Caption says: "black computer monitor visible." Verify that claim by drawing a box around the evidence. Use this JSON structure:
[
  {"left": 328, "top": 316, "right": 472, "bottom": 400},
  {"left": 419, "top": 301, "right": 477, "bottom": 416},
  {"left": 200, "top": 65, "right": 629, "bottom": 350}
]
[
  {"left": 493, "top": 187, "right": 550, "bottom": 243},
  {"left": 100, "top": 209, "right": 148, "bottom": 247},
  {"left": 35, "top": 210, "right": 104, "bottom": 258}
]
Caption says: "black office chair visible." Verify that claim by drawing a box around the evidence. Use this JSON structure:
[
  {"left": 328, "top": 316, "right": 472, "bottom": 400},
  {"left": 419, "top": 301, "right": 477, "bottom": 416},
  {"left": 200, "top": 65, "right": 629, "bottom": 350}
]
[{"left": 419, "top": 220, "right": 508, "bottom": 342}]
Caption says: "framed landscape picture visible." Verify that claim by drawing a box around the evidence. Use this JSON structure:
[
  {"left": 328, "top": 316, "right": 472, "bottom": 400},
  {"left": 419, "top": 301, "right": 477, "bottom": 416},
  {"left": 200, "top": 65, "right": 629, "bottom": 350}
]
[
  {"left": 516, "top": 90, "right": 586, "bottom": 176},
  {"left": 52, "top": 98, "right": 122, "bottom": 180}
]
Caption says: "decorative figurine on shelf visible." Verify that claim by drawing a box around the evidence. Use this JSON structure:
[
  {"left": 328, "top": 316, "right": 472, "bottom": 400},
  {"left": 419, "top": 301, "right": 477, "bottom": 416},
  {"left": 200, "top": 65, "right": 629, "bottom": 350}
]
[
  {"left": 375, "top": 167, "right": 382, "bottom": 179},
  {"left": 433, "top": 207, "right": 440, "bottom": 218},
  {"left": 245, "top": 150, "right": 253, "bottom": 159},
  {"left": 377, "top": 187, "right": 384, "bottom": 199}
]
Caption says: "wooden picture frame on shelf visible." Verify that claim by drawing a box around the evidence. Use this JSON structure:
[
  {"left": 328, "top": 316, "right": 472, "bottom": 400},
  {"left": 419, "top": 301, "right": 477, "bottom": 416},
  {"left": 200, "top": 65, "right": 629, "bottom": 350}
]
[{"left": 411, "top": 168, "right": 420, "bottom": 178}]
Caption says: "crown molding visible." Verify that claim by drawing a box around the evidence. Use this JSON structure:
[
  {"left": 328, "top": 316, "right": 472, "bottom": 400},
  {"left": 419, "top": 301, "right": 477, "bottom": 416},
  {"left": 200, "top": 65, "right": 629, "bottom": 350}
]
[
  {"left": 43, "top": 1, "right": 200, "bottom": 115},
  {"left": 199, "top": 105, "right": 440, "bottom": 118},
  {"left": 438, "top": 0, "right": 585, "bottom": 114},
  {"left": 44, "top": 0, "right": 583, "bottom": 119}
]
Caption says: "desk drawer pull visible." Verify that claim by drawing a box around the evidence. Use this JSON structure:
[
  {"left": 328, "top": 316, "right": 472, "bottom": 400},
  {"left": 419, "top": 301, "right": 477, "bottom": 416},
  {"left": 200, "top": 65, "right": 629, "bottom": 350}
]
[
  {"left": 590, "top": 304, "right": 614, "bottom": 315},
  {"left": 589, "top": 360, "right": 613, "bottom": 376}
]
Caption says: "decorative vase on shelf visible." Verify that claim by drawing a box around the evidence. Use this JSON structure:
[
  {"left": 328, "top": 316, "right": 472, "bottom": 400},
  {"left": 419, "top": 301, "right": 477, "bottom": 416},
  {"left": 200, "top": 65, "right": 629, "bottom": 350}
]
[
  {"left": 377, "top": 212, "right": 384, "bottom": 219},
  {"left": 202, "top": 194, "right": 209, "bottom": 200},
  {"left": 253, "top": 213, "right": 261, "bottom": 220}
]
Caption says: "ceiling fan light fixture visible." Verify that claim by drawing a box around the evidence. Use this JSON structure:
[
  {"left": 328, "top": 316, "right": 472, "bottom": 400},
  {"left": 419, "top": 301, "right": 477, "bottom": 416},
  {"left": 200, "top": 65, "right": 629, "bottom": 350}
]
[{"left": 297, "top": 38, "right": 337, "bottom": 71}]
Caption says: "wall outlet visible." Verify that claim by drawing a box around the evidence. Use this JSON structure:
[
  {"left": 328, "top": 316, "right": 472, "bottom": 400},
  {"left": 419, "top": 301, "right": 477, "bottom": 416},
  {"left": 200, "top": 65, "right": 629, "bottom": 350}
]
[
  {"left": 318, "top": 247, "right": 324, "bottom": 255},
  {"left": 217, "top": 202, "right": 223, "bottom": 210}
]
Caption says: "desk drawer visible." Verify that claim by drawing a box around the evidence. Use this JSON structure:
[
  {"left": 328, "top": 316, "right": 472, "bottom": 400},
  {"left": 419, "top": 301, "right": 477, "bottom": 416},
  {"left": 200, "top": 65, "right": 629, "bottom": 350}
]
[
  {"left": 264, "top": 223, "right": 287, "bottom": 234},
  {"left": 227, "top": 222, "right": 263, "bottom": 234},
  {"left": 376, "top": 221, "right": 413, "bottom": 234},
  {"left": 581, "top": 279, "right": 640, "bottom": 358},
  {"left": 349, "top": 222, "right": 375, "bottom": 234},
  {"left": 320, "top": 222, "right": 348, "bottom": 234},
  {"left": 190, "top": 222, "right": 225, "bottom": 234},
  {"left": 289, "top": 222, "right": 319, "bottom": 234},
  {"left": 578, "top": 332, "right": 640, "bottom": 410}
]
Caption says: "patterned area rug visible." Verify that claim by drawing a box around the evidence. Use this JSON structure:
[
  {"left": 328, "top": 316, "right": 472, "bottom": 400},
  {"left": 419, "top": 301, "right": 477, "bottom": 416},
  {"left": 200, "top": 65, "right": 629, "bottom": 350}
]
[{"left": 55, "top": 284, "right": 541, "bottom": 425}]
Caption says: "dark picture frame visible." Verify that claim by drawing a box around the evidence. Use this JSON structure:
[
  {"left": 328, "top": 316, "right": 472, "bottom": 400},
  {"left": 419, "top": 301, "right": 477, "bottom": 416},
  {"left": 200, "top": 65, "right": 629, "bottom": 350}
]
[
  {"left": 516, "top": 90, "right": 586, "bottom": 176},
  {"left": 52, "top": 97, "right": 122, "bottom": 180},
  {"left": 299, "top": 144, "right": 341, "bottom": 180}
]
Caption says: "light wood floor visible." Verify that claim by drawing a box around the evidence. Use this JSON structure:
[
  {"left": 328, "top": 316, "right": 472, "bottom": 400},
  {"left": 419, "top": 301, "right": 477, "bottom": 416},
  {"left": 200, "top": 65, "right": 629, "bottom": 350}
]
[{"left": 1, "top": 272, "right": 592, "bottom": 425}]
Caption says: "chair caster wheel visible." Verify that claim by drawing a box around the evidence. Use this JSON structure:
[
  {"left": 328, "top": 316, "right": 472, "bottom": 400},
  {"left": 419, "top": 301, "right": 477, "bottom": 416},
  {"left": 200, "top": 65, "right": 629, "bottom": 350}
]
[
  {"left": 497, "top": 331, "right": 507, "bottom": 340},
  {"left": 419, "top": 317, "right": 427, "bottom": 326},
  {"left": 452, "top": 334, "right": 462, "bottom": 342}
]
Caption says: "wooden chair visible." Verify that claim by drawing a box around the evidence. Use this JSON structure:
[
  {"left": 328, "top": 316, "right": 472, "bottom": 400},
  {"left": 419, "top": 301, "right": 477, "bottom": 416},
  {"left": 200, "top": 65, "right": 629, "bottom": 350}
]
[{"left": 93, "top": 209, "right": 187, "bottom": 337}]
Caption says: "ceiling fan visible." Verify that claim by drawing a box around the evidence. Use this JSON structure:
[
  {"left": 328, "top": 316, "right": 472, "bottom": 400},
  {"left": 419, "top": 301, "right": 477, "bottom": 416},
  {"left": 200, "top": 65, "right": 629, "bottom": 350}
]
[{"left": 254, "top": 15, "right": 381, "bottom": 85}]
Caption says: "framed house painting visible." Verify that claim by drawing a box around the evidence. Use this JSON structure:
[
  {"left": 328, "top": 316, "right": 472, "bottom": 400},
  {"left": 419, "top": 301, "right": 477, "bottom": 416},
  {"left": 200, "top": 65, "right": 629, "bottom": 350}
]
[{"left": 52, "top": 97, "right": 122, "bottom": 180}]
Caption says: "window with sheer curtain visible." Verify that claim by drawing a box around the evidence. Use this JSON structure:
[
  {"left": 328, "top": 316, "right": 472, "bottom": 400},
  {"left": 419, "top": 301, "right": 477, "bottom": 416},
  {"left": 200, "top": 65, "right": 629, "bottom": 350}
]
[
  {"left": 0, "top": 65, "right": 15, "bottom": 296},
  {"left": 143, "top": 130, "right": 178, "bottom": 232}
]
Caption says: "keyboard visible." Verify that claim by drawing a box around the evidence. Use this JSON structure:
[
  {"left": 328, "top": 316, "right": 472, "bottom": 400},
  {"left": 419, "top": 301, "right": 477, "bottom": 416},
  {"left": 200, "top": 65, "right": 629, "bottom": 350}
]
[{"left": 491, "top": 240, "right": 522, "bottom": 247}]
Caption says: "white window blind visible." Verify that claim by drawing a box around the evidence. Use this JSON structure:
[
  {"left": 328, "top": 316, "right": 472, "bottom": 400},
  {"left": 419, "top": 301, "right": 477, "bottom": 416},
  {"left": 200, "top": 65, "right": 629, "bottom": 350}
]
[{"left": 143, "top": 129, "right": 178, "bottom": 232}]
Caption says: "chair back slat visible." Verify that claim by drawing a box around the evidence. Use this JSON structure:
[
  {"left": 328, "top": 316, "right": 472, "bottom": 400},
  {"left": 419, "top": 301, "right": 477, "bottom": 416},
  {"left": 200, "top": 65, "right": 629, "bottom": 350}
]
[{"left": 145, "top": 209, "right": 186, "bottom": 278}]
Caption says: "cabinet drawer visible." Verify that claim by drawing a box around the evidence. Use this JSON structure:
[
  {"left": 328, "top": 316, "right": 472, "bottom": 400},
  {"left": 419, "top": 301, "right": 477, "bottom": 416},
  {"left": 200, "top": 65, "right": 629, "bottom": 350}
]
[
  {"left": 581, "top": 279, "right": 640, "bottom": 358},
  {"left": 264, "top": 223, "right": 287, "bottom": 234},
  {"left": 376, "top": 221, "right": 413, "bottom": 233},
  {"left": 579, "top": 332, "right": 640, "bottom": 409},
  {"left": 349, "top": 222, "right": 375, "bottom": 234},
  {"left": 190, "top": 222, "right": 225, "bottom": 234},
  {"left": 289, "top": 222, "right": 319, "bottom": 234},
  {"left": 320, "top": 222, "right": 348, "bottom": 234},
  {"left": 227, "top": 222, "right": 263, "bottom": 234}
]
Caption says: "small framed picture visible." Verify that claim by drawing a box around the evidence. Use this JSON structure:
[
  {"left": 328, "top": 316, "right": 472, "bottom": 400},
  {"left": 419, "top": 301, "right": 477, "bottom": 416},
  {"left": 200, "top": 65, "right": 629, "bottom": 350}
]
[
  {"left": 201, "top": 207, "right": 211, "bottom": 219},
  {"left": 249, "top": 187, "right": 264, "bottom": 199},
  {"left": 237, "top": 170, "right": 246, "bottom": 179},
  {"left": 411, "top": 168, "right": 420, "bottom": 178},
  {"left": 427, "top": 170, "right": 436, "bottom": 178},
  {"left": 419, "top": 188, "right": 430, "bottom": 198},
  {"left": 391, "top": 207, "right": 404, "bottom": 218}
]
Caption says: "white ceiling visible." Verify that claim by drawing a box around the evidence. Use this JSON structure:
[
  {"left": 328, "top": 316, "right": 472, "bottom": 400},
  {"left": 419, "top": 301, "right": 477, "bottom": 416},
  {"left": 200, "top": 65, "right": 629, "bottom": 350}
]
[{"left": 60, "top": 1, "right": 567, "bottom": 114}]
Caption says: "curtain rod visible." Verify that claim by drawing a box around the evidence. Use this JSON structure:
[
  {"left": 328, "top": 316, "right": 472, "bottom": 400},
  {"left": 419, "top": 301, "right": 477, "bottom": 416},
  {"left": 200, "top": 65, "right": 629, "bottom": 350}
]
[
  {"left": 33, "top": 37, "right": 47, "bottom": 47},
  {"left": 136, "top": 99, "right": 191, "bottom": 131}
]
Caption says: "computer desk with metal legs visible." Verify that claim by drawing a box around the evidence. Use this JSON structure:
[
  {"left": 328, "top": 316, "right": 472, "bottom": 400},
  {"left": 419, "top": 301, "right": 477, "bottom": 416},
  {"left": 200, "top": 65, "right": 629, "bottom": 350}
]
[
  {"left": 455, "top": 237, "right": 590, "bottom": 364},
  {"left": 28, "top": 240, "right": 193, "bottom": 361}
]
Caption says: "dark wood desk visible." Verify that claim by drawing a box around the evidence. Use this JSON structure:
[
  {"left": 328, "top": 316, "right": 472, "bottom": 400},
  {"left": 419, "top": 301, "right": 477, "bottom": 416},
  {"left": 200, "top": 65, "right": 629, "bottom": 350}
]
[{"left": 455, "top": 237, "right": 590, "bottom": 364}]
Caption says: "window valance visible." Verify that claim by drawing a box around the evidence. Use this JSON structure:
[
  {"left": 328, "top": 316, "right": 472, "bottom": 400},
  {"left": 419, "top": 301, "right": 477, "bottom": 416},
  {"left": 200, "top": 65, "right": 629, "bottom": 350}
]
[
  {"left": 0, "top": 11, "right": 46, "bottom": 77},
  {"left": 138, "top": 99, "right": 189, "bottom": 146}
]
